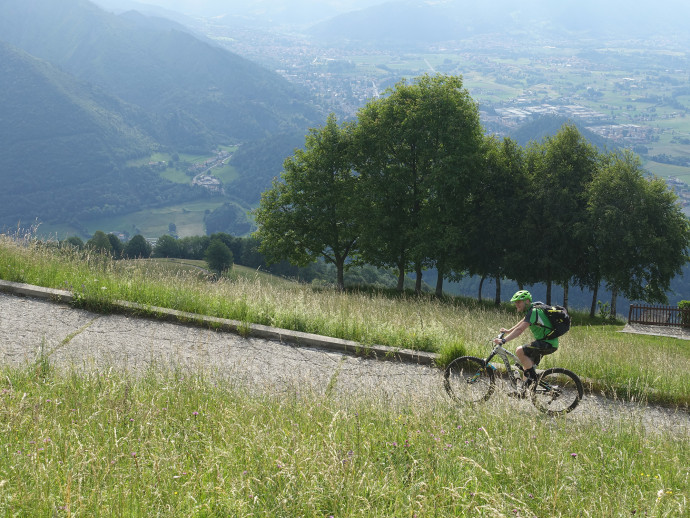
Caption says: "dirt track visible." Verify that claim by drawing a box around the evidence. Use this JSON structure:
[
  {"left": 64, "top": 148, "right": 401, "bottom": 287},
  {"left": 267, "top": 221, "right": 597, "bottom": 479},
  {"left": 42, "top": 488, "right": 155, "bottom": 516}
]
[{"left": 1, "top": 292, "right": 688, "bottom": 433}]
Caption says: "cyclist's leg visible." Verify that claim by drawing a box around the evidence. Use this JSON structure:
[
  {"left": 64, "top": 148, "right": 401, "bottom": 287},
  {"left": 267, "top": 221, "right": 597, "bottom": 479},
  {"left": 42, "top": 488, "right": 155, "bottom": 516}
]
[
  {"left": 519, "top": 341, "right": 557, "bottom": 386},
  {"left": 515, "top": 345, "right": 535, "bottom": 370}
]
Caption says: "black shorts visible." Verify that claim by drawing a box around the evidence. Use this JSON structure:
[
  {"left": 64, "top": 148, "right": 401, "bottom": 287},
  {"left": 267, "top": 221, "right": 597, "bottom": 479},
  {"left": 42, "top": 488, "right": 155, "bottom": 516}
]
[{"left": 522, "top": 340, "right": 557, "bottom": 366}]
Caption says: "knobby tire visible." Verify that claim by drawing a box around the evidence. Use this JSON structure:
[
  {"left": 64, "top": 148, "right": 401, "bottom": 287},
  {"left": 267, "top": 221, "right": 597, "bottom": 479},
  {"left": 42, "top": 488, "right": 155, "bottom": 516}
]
[
  {"left": 443, "top": 356, "right": 495, "bottom": 404},
  {"left": 531, "top": 367, "right": 583, "bottom": 416}
]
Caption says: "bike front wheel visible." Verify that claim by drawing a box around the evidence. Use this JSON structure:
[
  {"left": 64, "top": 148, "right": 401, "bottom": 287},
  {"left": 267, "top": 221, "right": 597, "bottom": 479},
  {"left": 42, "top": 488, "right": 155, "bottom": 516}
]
[
  {"left": 444, "top": 356, "right": 495, "bottom": 404},
  {"left": 531, "top": 367, "right": 583, "bottom": 415}
]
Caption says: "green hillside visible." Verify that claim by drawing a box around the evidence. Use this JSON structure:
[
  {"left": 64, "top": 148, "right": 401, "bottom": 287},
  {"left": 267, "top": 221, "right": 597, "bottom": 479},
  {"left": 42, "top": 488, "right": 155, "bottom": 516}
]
[
  {"left": 0, "top": 41, "right": 197, "bottom": 225},
  {"left": 0, "top": 0, "right": 322, "bottom": 230}
]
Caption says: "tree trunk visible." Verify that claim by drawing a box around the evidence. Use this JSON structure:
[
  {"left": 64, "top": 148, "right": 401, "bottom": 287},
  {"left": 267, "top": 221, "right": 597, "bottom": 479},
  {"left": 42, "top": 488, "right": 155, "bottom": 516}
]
[
  {"left": 415, "top": 261, "right": 423, "bottom": 295},
  {"left": 546, "top": 280, "right": 552, "bottom": 305},
  {"left": 494, "top": 275, "right": 501, "bottom": 306},
  {"left": 336, "top": 259, "right": 345, "bottom": 291},
  {"left": 611, "top": 285, "right": 618, "bottom": 319},
  {"left": 478, "top": 274, "right": 486, "bottom": 303},
  {"left": 590, "top": 283, "right": 599, "bottom": 318},
  {"left": 435, "top": 269, "right": 444, "bottom": 298},
  {"left": 562, "top": 282, "right": 569, "bottom": 309},
  {"left": 397, "top": 262, "right": 405, "bottom": 291}
]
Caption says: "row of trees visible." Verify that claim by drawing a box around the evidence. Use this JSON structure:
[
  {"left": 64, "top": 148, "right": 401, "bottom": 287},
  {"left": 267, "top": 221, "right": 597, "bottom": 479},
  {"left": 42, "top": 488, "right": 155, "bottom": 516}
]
[
  {"left": 254, "top": 74, "right": 690, "bottom": 316},
  {"left": 66, "top": 232, "right": 239, "bottom": 274}
]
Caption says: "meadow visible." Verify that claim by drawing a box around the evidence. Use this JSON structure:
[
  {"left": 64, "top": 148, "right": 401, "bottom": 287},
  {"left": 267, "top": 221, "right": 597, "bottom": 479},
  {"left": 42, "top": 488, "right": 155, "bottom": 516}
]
[{"left": 0, "top": 233, "right": 688, "bottom": 516}]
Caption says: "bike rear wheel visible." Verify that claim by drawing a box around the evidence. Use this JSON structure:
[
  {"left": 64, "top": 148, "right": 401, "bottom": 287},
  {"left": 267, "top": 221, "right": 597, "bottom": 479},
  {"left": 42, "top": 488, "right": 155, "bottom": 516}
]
[
  {"left": 531, "top": 367, "right": 583, "bottom": 415},
  {"left": 444, "top": 356, "right": 495, "bottom": 404}
]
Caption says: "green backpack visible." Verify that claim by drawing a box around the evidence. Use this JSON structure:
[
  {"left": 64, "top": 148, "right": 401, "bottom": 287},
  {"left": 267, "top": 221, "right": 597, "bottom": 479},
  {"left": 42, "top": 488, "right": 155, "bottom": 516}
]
[{"left": 533, "top": 302, "right": 571, "bottom": 339}]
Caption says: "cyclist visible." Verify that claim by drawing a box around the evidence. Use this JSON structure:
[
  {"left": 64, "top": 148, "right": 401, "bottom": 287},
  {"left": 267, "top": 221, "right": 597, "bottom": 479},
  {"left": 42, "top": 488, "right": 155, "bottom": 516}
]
[{"left": 493, "top": 290, "right": 558, "bottom": 392}]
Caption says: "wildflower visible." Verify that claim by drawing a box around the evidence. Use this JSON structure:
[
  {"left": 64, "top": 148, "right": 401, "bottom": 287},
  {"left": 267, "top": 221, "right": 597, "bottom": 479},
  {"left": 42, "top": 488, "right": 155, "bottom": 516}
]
[
  {"left": 570, "top": 453, "right": 578, "bottom": 458},
  {"left": 192, "top": 411, "right": 199, "bottom": 416}
]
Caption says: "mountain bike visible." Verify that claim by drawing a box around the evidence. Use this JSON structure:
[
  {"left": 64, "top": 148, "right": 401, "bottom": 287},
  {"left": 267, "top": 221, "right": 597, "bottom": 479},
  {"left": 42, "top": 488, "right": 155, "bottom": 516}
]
[{"left": 443, "top": 333, "right": 583, "bottom": 415}]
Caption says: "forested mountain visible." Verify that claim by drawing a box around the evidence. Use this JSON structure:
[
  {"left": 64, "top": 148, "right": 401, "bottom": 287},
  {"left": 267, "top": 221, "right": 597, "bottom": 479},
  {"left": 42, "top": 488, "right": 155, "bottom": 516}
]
[
  {"left": 0, "top": 0, "right": 320, "bottom": 147},
  {"left": 0, "top": 41, "right": 184, "bottom": 225},
  {"left": 0, "top": 0, "right": 322, "bottom": 227}
]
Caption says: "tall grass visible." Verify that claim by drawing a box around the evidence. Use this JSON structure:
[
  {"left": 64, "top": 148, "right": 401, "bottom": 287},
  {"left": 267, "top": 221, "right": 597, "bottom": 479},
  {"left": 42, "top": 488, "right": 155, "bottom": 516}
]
[
  {"left": 0, "top": 233, "right": 688, "bottom": 406},
  {"left": 0, "top": 364, "right": 686, "bottom": 517}
]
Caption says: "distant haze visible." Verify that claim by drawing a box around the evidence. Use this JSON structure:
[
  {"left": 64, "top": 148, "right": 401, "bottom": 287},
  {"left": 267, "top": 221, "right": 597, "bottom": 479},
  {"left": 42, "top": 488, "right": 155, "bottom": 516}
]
[
  {"left": 93, "top": 0, "right": 385, "bottom": 27},
  {"left": 93, "top": 0, "right": 690, "bottom": 39}
]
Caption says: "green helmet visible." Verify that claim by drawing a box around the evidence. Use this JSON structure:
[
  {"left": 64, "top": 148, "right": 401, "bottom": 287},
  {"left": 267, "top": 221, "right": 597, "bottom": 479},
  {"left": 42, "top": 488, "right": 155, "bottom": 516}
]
[{"left": 510, "top": 290, "right": 532, "bottom": 302}]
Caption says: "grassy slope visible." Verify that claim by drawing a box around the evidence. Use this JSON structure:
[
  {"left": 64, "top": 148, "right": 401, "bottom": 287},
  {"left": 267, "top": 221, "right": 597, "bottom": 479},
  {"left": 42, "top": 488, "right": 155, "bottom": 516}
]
[
  {"left": 0, "top": 364, "right": 685, "bottom": 517},
  {"left": 0, "top": 235, "right": 688, "bottom": 407},
  {"left": 0, "top": 236, "right": 687, "bottom": 515}
]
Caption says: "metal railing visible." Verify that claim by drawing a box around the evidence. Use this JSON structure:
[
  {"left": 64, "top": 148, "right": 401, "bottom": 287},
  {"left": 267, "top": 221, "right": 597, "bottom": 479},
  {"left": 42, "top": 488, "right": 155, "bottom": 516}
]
[{"left": 628, "top": 304, "right": 690, "bottom": 327}]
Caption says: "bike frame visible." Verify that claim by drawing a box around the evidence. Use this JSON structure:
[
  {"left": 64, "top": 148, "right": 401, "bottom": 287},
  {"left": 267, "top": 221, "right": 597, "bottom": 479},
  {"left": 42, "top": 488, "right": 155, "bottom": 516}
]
[{"left": 484, "top": 342, "right": 524, "bottom": 388}]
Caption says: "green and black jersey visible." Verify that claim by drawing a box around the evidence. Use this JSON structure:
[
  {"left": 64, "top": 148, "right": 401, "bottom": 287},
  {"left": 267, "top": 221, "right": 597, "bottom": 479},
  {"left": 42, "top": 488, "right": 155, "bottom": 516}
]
[{"left": 524, "top": 304, "right": 559, "bottom": 348}]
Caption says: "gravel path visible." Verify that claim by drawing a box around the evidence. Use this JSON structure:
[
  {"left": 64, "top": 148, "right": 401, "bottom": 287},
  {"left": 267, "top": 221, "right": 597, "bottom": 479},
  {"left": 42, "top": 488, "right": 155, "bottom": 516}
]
[{"left": 1, "top": 292, "right": 688, "bottom": 434}]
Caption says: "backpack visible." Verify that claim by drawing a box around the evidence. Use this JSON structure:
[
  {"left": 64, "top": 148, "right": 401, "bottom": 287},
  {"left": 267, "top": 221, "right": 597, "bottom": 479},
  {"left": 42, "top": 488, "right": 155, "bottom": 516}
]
[{"left": 532, "top": 302, "right": 571, "bottom": 339}]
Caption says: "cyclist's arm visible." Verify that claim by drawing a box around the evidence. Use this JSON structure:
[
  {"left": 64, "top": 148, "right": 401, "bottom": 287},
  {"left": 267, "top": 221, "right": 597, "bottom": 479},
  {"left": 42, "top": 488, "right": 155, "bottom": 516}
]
[
  {"left": 496, "top": 320, "right": 530, "bottom": 344},
  {"left": 500, "top": 318, "right": 526, "bottom": 334}
]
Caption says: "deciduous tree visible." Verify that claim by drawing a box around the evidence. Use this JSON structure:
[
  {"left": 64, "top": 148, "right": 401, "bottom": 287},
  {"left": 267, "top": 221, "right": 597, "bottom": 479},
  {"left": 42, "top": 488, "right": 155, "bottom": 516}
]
[
  {"left": 354, "top": 74, "right": 483, "bottom": 294},
  {"left": 523, "top": 124, "right": 599, "bottom": 305},
  {"left": 254, "top": 114, "right": 359, "bottom": 290},
  {"left": 123, "top": 234, "right": 152, "bottom": 259},
  {"left": 588, "top": 151, "right": 690, "bottom": 315},
  {"left": 153, "top": 234, "right": 180, "bottom": 258},
  {"left": 205, "top": 238, "right": 233, "bottom": 274}
]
